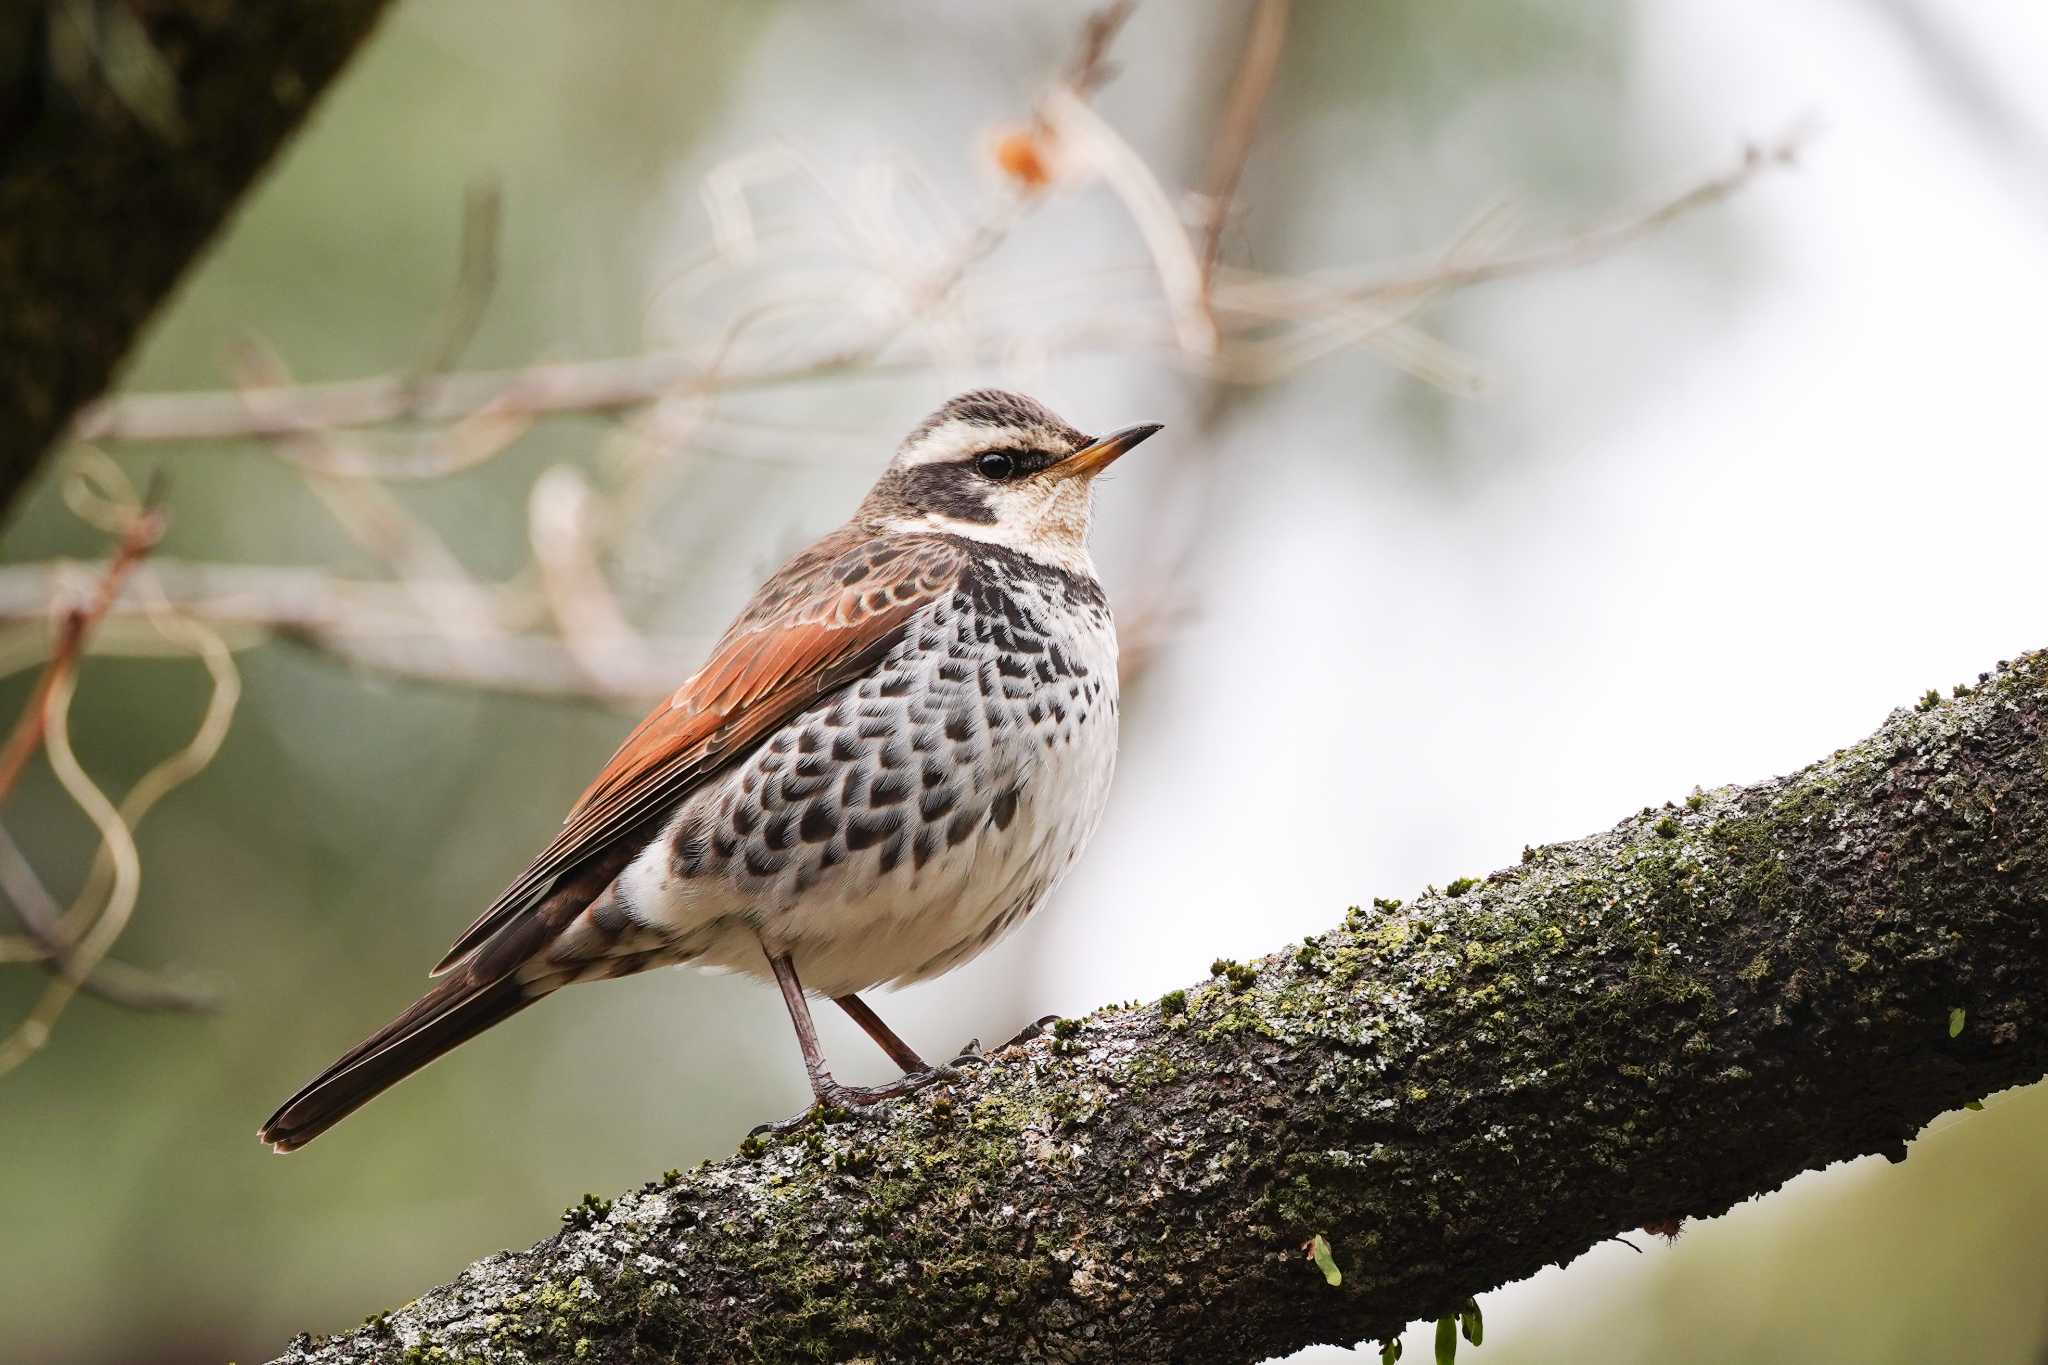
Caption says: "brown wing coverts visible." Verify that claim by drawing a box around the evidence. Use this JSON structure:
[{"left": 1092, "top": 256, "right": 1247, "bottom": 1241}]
[{"left": 429, "top": 531, "right": 965, "bottom": 975}]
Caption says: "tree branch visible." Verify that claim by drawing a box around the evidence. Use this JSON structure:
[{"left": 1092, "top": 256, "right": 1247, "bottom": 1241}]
[
  {"left": 272, "top": 648, "right": 2048, "bottom": 1365},
  {"left": 0, "top": 0, "right": 398, "bottom": 521}
]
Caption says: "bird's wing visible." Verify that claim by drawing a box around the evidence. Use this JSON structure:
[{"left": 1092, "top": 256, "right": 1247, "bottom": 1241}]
[{"left": 429, "top": 530, "right": 967, "bottom": 976}]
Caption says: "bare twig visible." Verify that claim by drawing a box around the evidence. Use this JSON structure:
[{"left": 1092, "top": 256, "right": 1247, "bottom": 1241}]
[
  {"left": 1336, "top": 124, "right": 1814, "bottom": 303},
  {"left": 1196, "top": 0, "right": 1291, "bottom": 295},
  {"left": 0, "top": 568, "right": 241, "bottom": 1070},
  {"left": 71, "top": 127, "right": 1804, "bottom": 449},
  {"left": 0, "top": 666, "right": 145, "bottom": 1075},
  {"left": 1042, "top": 86, "right": 1219, "bottom": 354},
  {"left": 0, "top": 559, "right": 692, "bottom": 704},
  {"left": 69, "top": 349, "right": 700, "bottom": 444},
  {"left": 34, "top": 122, "right": 1808, "bottom": 711},
  {"left": 69, "top": 8, "right": 1140, "bottom": 456},
  {"left": 53, "top": 585, "right": 242, "bottom": 945},
  {"left": 0, "top": 821, "right": 219, "bottom": 1013},
  {"left": 408, "top": 177, "right": 503, "bottom": 392},
  {"left": 1063, "top": 1, "right": 1137, "bottom": 101},
  {"left": 528, "top": 466, "right": 660, "bottom": 696},
  {"left": 0, "top": 498, "right": 166, "bottom": 804},
  {"left": 0, "top": 467, "right": 234, "bottom": 1032}
]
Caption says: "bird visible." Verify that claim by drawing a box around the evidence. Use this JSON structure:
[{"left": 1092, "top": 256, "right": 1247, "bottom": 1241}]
[{"left": 258, "top": 389, "right": 1160, "bottom": 1151}]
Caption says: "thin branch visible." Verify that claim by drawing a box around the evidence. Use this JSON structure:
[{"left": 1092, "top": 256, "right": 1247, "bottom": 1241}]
[
  {"left": 0, "top": 556, "right": 693, "bottom": 704},
  {"left": 1062, "top": 1, "right": 1137, "bottom": 101},
  {"left": 0, "top": 499, "right": 166, "bottom": 803},
  {"left": 34, "top": 129, "right": 1808, "bottom": 708},
  {"left": 71, "top": 126, "right": 1805, "bottom": 450},
  {"left": 1337, "top": 123, "right": 1815, "bottom": 303},
  {"left": 527, "top": 466, "right": 660, "bottom": 696},
  {"left": 0, "top": 667, "right": 144, "bottom": 1075},
  {"left": 0, "top": 577, "right": 240, "bottom": 1066},
  {"left": 69, "top": 349, "right": 704, "bottom": 444},
  {"left": 406, "top": 177, "right": 504, "bottom": 393},
  {"left": 52, "top": 584, "right": 243, "bottom": 945},
  {"left": 1043, "top": 85, "right": 1219, "bottom": 354},
  {"left": 0, "top": 821, "right": 218, "bottom": 1013},
  {"left": 1196, "top": 0, "right": 1291, "bottom": 294}
]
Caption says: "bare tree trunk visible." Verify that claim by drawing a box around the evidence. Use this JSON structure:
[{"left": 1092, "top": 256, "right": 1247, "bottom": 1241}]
[
  {"left": 269, "top": 648, "right": 2048, "bottom": 1364},
  {"left": 0, "top": 1, "right": 396, "bottom": 520}
]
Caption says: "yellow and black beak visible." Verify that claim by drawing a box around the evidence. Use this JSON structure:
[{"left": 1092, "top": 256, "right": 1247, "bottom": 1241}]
[{"left": 1049, "top": 422, "right": 1163, "bottom": 481}]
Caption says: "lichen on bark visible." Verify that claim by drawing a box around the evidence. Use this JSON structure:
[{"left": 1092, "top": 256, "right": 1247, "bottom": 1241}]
[{"left": 274, "top": 649, "right": 2048, "bottom": 1365}]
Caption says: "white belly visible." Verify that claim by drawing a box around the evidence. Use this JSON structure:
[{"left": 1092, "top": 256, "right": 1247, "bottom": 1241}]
[{"left": 618, "top": 582, "right": 1119, "bottom": 997}]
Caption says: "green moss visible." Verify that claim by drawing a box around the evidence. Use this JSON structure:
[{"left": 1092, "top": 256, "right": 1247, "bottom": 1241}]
[
  {"left": 1654, "top": 816, "right": 1680, "bottom": 839},
  {"left": 1445, "top": 877, "right": 1478, "bottom": 898},
  {"left": 561, "top": 1192, "right": 612, "bottom": 1229},
  {"left": 1123, "top": 1050, "right": 1183, "bottom": 1087},
  {"left": 1367, "top": 916, "right": 1412, "bottom": 955},
  {"left": 1160, "top": 988, "right": 1188, "bottom": 1018},
  {"left": 1210, "top": 958, "right": 1259, "bottom": 991}
]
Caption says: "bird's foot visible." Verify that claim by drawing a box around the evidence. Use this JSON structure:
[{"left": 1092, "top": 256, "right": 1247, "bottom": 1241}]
[
  {"left": 949, "top": 1013, "right": 1060, "bottom": 1067},
  {"left": 749, "top": 1066, "right": 960, "bottom": 1137}
]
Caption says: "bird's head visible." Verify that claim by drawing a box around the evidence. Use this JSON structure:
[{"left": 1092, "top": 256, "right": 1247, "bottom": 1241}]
[{"left": 861, "top": 389, "right": 1161, "bottom": 570}]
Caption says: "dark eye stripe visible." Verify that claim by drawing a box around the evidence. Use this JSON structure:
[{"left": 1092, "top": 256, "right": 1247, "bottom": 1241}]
[
  {"left": 897, "top": 463, "right": 998, "bottom": 523},
  {"left": 971, "top": 448, "right": 1057, "bottom": 478}
]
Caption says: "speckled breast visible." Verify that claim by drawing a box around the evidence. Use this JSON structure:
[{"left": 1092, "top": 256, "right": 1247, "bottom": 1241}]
[{"left": 625, "top": 548, "right": 1121, "bottom": 997}]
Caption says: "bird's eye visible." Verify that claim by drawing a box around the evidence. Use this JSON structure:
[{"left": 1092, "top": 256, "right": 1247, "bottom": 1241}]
[{"left": 976, "top": 450, "right": 1018, "bottom": 481}]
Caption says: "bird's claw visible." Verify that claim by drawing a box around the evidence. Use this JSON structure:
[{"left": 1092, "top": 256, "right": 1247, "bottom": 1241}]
[
  {"left": 749, "top": 1065, "right": 961, "bottom": 1137},
  {"left": 950, "top": 1013, "right": 1061, "bottom": 1067},
  {"left": 1004, "top": 1013, "right": 1062, "bottom": 1049},
  {"left": 754, "top": 1015, "right": 1065, "bottom": 1136}
]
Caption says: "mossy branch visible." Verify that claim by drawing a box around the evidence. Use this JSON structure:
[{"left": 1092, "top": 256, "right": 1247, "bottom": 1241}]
[
  {"left": 274, "top": 649, "right": 2048, "bottom": 1365},
  {"left": 0, "top": 0, "right": 397, "bottom": 521}
]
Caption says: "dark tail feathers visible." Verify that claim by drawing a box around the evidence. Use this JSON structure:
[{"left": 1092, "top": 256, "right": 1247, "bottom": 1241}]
[
  {"left": 260, "top": 851, "right": 636, "bottom": 1151},
  {"left": 257, "top": 970, "right": 537, "bottom": 1153}
]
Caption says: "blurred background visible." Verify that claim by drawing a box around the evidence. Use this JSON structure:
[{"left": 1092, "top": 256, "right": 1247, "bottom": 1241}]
[{"left": 5, "top": 2, "right": 2048, "bottom": 1361}]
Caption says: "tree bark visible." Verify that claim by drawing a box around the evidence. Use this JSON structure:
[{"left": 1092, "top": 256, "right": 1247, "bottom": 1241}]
[
  {"left": 273, "top": 649, "right": 2048, "bottom": 1365},
  {"left": 0, "top": 1, "right": 397, "bottom": 521}
]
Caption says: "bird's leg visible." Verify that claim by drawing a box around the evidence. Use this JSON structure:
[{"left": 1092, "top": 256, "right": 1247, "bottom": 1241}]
[
  {"left": 754, "top": 952, "right": 953, "bottom": 1135},
  {"left": 766, "top": 951, "right": 837, "bottom": 1101},
  {"left": 834, "top": 992, "right": 930, "bottom": 1073}
]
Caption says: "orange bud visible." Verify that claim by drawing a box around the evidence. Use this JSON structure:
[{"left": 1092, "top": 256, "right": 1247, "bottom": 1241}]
[{"left": 990, "top": 125, "right": 1054, "bottom": 191}]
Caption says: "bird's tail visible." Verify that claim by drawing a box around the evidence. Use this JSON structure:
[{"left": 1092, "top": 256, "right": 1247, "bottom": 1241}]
[
  {"left": 258, "top": 852, "right": 642, "bottom": 1153},
  {"left": 257, "top": 967, "right": 544, "bottom": 1153}
]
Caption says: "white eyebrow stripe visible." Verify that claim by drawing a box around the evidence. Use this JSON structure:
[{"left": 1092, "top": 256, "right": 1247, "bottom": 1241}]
[{"left": 894, "top": 418, "right": 992, "bottom": 468}]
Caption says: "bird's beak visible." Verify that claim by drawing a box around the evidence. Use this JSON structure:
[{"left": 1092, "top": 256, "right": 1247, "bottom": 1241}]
[{"left": 1049, "top": 422, "right": 1163, "bottom": 481}]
